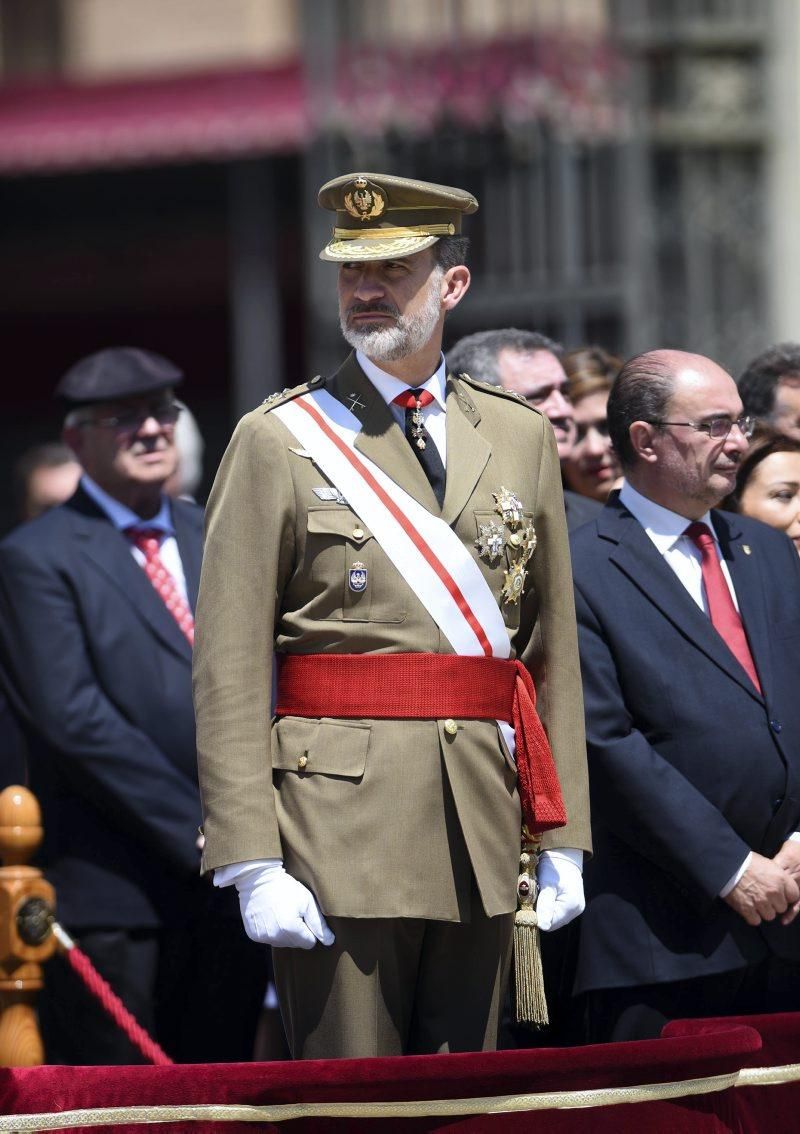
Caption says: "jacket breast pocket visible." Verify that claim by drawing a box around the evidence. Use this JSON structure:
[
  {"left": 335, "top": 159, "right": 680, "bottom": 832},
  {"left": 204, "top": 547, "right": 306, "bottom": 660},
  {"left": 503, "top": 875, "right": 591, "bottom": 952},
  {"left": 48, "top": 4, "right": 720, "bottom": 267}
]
[{"left": 306, "top": 507, "right": 406, "bottom": 623}]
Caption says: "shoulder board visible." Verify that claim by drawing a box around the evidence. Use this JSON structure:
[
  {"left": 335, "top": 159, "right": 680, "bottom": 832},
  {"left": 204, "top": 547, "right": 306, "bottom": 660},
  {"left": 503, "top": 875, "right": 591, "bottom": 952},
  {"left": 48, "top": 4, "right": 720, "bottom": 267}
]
[
  {"left": 454, "top": 371, "right": 539, "bottom": 411},
  {"left": 261, "top": 375, "right": 326, "bottom": 412}
]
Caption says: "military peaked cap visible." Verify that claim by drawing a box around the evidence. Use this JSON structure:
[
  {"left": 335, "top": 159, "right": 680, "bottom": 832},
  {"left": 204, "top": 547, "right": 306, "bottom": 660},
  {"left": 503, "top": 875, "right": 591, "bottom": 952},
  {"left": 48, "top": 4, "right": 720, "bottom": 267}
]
[
  {"left": 317, "top": 172, "right": 478, "bottom": 262},
  {"left": 55, "top": 347, "right": 184, "bottom": 406}
]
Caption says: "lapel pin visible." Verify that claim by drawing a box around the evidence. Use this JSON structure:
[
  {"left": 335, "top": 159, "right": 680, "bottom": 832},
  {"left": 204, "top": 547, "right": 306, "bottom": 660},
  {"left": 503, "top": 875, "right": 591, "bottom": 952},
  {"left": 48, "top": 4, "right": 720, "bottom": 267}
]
[
  {"left": 347, "top": 392, "right": 366, "bottom": 413},
  {"left": 742, "top": 545, "right": 752, "bottom": 555}
]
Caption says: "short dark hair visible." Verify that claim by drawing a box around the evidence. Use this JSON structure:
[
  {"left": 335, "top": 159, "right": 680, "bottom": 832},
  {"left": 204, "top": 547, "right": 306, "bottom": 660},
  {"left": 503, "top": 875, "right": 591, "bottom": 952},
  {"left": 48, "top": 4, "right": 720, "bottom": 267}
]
[
  {"left": 738, "top": 342, "right": 800, "bottom": 422},
  {"left": 434, "top": 235, "right": 470, "bottom": 272},
  {"left": 607, "top": 352, "right": 675, "bottom": 470},
  {"left": 725, "top": 428, "right": 800, "bottom": 510},
  {"left": 447, "top": 328, "right": 563, "bottom": 385}
]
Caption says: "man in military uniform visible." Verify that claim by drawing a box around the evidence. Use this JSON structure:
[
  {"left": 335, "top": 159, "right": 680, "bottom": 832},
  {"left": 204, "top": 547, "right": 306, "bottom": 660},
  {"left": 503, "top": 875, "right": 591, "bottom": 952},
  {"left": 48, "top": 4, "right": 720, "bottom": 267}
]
[{"left": 193, "top": 173, "right": 591, "bottom": 1059}]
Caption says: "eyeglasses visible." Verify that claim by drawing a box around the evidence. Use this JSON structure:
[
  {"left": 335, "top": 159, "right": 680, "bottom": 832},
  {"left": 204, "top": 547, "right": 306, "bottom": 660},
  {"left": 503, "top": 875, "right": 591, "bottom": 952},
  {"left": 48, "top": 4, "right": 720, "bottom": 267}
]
[
  {"left": 77, "top": 401, "right": 182, "bottom": 433},
  {"left": 648, "top": 414, "right": 755, "bottom": 441}
]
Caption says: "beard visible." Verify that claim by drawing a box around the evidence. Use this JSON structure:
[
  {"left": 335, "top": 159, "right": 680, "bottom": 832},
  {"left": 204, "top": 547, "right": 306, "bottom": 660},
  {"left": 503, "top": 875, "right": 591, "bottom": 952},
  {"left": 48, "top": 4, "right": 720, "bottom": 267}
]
[{"left": 339, "top": 270, "right": 444, "bottom": 362}]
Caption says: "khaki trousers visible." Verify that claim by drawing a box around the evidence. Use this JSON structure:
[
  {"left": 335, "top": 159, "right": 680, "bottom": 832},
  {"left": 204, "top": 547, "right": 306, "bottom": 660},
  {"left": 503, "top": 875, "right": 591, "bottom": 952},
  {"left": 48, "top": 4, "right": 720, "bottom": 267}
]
[{"left": 272, "top": 893, "right": 514, "bottom": 1060}]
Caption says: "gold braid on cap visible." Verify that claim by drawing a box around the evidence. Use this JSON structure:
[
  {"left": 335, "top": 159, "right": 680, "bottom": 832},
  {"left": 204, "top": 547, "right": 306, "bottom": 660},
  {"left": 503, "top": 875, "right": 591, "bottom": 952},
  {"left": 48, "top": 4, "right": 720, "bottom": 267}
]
[{"left": 332, "top": 223, "right": 456, "bottom": 240}]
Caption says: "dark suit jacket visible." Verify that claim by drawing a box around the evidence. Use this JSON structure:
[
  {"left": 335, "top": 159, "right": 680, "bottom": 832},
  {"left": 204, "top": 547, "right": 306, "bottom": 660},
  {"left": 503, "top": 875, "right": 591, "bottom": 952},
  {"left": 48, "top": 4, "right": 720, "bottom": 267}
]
[
  {"left": 564, "top": 489, "right": 602, "bottom": 533},
  {"left": 0, "top": 487, "right": 207, "bottom": 929},
  {"left": 570, "top": 495, "right": 800, "bottom": 993}
]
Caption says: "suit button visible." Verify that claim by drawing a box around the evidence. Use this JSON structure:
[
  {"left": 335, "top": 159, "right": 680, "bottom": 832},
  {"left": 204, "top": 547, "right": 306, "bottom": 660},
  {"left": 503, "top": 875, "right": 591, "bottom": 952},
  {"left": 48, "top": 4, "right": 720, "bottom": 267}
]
[
  {"left": 770, "top": 719, "right": 782, "bottom": 734},
  {"left": 352, "top": 527, "right": 365, "bottom": 540},
  {"left": 444, "top": 719, "right": 458, "bottom": 736},
  {"left": 773, "top": 797, "right": 784, "bottom": 814},
  {"left": 297, "top": 755, "right": 308, "bottom": 770}
]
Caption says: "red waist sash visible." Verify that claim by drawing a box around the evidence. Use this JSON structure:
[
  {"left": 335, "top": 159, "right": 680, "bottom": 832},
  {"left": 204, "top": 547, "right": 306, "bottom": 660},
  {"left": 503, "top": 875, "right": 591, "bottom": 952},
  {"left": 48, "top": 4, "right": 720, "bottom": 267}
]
[{"left": 276, "top": 653, "right": 567, "bottom": 835}]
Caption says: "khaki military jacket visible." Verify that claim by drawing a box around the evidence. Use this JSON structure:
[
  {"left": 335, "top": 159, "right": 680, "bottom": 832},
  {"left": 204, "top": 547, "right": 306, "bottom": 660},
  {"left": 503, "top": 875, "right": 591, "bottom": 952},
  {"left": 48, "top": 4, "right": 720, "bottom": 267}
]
[{"left": 194, "top": 353, "right": 590, "bottom": 921}]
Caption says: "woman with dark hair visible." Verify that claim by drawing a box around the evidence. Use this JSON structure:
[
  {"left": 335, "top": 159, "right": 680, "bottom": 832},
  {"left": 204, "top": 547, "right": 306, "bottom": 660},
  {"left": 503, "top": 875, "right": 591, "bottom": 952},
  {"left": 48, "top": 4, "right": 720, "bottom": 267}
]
[
  {"left": 561, "top": 346, "right": 623, "bottom": 503},
  {"left": 725, "top": 430, "right": 800, "bottom": 555}
]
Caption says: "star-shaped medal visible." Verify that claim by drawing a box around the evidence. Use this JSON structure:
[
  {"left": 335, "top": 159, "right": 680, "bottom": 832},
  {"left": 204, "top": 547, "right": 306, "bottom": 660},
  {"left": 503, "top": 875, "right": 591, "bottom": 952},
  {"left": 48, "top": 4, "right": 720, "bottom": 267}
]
[
  {"left": 493, "top": 486, "right": 524, "bottom": 528},
  {"left": 501, "top": 561, "right": 527, "bottom": 605},
  {"left": 475, "top": 522, "right": 506, "bottom": 563}
]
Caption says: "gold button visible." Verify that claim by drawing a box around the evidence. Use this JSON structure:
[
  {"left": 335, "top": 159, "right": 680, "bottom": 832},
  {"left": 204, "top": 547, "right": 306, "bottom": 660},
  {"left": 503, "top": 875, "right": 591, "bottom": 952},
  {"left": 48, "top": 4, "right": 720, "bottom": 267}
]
[
  {"left": 297, "top": 755, "right": 308, "bottom": 770},
  {"left": 352, "top": 527, "right": 365, "bottom": 540},
  {"left": 444, "top": 718, "right": 458, "bottom": 736}
]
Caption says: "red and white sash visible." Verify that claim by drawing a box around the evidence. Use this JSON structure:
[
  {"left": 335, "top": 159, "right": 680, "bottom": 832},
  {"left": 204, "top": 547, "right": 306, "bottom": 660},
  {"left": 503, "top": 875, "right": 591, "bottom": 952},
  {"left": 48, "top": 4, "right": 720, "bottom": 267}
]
[{"left": 272, "top": 390, "right": 511, "bottom": 661}]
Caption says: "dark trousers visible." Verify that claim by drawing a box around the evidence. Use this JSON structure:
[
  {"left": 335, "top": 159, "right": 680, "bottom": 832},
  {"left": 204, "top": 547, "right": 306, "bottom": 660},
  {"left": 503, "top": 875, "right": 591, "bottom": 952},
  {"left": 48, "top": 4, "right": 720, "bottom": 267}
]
[
  {"left": 40, "top": 920, "right": 268, "bottom": 1064},
  {"left": 586, "top": 956, "right": 800, "bottom": 1044}
]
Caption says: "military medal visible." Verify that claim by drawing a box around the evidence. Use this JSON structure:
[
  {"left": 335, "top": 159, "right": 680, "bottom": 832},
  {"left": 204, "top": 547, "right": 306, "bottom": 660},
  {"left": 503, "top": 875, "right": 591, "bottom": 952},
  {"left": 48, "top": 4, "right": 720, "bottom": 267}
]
[
  {"left": 488, "top": 485, "right": 537, "bottom": 605},
  {"left": 502, "top": 561, "right": 527, "bottom": 605},
  {"left": 411, "top": 399, "right": 427, "bottom": 450},
  {"left": 313, "top": 486, "right": 347, "bottom": 504},
  {"left": 518, "top": 523, "right": 537, "bottom": 563},
  {"left": 475, "top": 522, "right": 506, "bottom": 563},
  {"left": 348, "top": 561, "right": 368, "bottom": 592},
  {"left": 493, "top": 486, "right": 524, "bottom": 527}
]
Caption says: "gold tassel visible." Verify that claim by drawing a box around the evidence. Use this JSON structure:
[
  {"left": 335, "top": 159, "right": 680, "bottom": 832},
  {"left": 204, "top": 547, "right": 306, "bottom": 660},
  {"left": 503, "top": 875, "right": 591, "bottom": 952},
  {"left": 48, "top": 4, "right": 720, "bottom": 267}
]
[{"left": 513, "top": 840, "right": 549, "bottom": 1027}]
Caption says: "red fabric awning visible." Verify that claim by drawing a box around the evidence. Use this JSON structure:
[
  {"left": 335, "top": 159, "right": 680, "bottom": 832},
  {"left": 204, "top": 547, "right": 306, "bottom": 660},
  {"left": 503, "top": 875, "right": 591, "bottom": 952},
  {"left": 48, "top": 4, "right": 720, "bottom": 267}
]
[
  {"left": 0, "top": 37, "right": 623, "bottom": 176},
  {"left": 0, "top": 64, "right": 308, "bottom": 175}
]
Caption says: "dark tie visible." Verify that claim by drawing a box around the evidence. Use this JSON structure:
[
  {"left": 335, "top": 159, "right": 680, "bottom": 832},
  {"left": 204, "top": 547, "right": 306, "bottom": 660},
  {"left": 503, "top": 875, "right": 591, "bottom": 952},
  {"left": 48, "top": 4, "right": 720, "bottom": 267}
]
[
  {"left": 392, "top": 388, "right": 446, "bottom": 507},
  {"left": 684, "top": 521, "right": 760, "bottom": 692}
]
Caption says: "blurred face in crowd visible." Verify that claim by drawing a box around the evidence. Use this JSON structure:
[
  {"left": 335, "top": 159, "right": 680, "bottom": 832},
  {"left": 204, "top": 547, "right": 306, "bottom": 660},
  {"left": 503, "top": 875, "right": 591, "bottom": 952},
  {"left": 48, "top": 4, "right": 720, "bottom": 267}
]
[
  {"left": 630, "top": 357, "right": 749, "bottom": 519},
  {"left": 768, "top": 376, "right": 800, "bottom": 441},
  {"left": 24, "top": 460, "right": 81, "bottom": 520},
  {"left": 562, "top": 391, "right": 621, "bottom": 502},
  {"left": 338, "top": 250, "right": 447, "bottom": 363},
  {"left": 495, "top": 348, "right": 576, "bottom": 459},
  {"left": 739, "top": 450, "right": 800, "bottom": 554},
  {"left": 64, "top": 390, "right": 180, "bottom": 511}
]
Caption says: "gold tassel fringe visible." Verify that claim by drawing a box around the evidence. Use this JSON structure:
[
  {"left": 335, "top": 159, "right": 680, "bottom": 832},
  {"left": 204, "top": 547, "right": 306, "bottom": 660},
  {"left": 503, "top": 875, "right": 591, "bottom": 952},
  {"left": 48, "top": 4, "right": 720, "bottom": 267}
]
[{"left": 513, "top": 844, "right": 549, "bottom": 1027}]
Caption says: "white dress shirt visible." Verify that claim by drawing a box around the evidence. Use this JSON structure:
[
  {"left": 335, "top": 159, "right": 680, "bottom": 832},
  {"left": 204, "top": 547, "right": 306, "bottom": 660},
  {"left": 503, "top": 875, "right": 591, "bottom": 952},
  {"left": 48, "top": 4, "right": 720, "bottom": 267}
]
[
  {"left": 356, "top": 349, "right": 448, "bottom": 466},
  {"left": 619, "top": 481, "right": 740, "bottom": 613},
  {"left": 80, "top": 474, "right": 189, "bottom": 603}
]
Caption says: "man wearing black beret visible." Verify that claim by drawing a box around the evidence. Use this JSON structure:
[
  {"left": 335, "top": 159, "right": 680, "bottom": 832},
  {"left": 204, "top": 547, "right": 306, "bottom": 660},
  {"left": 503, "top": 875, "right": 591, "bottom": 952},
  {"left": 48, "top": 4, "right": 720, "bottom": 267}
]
[{"left": 0, "top": 347, "right": 265, "bottom": 1063}]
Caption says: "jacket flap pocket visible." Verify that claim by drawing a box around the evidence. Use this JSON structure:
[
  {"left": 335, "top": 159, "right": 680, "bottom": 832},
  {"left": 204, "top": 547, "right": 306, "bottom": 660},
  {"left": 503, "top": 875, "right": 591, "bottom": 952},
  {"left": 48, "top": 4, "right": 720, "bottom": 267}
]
[
  {"left": 307, "top": 508, "right": 372, "bottom": 545},
  {"left": 272, "top": 716, "right": 370, "bottom": 777}
]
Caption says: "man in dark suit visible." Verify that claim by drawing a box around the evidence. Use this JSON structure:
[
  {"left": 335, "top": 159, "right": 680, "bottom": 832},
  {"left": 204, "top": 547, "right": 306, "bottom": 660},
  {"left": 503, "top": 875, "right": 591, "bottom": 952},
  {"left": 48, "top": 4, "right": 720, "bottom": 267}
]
[
  {"left": 447, "top": 328, "right": 601, "bottom": 531},
  {"left": 0, "top": 348, "right": 265, "bottom": 1063},
  {"left": 571, "top": 349, "right": 800, "bottom": 1042}
]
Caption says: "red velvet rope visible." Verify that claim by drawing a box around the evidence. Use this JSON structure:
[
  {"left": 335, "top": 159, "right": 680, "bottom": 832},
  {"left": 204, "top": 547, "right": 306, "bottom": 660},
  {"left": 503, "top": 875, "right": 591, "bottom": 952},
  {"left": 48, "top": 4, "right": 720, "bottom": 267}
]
[{"left": 62, "top": 941, "right": 173, "bottom": 1065}]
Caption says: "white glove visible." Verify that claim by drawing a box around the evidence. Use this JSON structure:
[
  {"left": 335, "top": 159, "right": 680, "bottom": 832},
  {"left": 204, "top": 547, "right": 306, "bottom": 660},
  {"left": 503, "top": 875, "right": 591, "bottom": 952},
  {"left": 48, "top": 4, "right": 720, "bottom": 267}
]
[
  {"left": 535, "top": 848, "right": 585, "bottom": 932},
  {"left": 219, "top": 859, "right": 335, "bottom": 950}
]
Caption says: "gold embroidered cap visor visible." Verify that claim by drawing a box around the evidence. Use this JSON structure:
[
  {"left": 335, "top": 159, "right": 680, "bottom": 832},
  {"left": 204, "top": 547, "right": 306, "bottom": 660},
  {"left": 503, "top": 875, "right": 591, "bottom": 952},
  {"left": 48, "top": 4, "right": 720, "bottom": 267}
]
[{"left": 317, "top": 171, "right": 478, "bottom": 262}]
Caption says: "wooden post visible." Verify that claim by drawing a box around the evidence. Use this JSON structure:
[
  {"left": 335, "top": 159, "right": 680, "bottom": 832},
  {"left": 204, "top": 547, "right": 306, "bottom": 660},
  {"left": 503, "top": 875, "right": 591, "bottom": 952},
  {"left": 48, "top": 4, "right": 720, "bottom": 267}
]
[{"left": 0, "top": 785, "right": 57, "bottom": 1066}]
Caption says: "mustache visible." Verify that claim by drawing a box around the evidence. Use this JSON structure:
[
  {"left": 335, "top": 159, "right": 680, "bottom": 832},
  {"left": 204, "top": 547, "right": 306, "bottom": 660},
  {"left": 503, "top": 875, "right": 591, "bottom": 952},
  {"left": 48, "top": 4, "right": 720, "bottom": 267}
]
[{"left": 346, "top": 301, "right": 399, "bottom": 319}]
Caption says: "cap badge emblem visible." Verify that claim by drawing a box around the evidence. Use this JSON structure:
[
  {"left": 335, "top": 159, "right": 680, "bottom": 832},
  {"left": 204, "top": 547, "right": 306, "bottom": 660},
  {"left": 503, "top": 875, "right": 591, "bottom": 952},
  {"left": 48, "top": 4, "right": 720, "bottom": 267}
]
[
  {"left": 344, "top": 177, "right": 387, "bottom": 222},
  {"left": 349, "top": 561, "right": 368, "bottom": 592}
]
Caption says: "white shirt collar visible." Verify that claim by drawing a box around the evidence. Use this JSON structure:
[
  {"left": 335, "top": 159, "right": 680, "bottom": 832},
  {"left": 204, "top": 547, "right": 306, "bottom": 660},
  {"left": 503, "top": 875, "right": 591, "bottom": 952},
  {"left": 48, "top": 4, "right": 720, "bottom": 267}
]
[
  {"left": 80, "top": 473, "right": 174, "bottom": 535},
  {"left": 355, "top": 349, "right": 447, "bottom": 411},
  {"left": 619, "top": 480, "right": 716, "bottom": 554}
]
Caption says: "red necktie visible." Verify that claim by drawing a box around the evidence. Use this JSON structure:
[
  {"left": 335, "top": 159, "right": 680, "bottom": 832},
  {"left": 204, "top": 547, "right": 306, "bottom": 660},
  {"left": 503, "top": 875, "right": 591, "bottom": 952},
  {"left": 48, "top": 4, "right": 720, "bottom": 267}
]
[
  {"left": 392, "top": 388, "right": 435, "bottom": 413},
  {"left": 684, "top": 521, "right": 760, "bottom": 692},
  {"left": 128, "top": 529, "right": 195, "bottom": 646}
]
